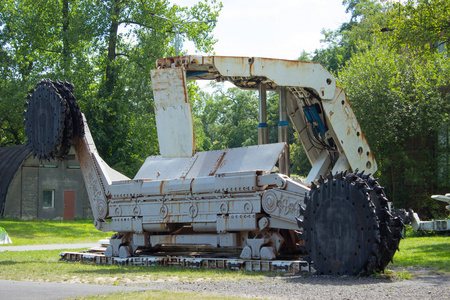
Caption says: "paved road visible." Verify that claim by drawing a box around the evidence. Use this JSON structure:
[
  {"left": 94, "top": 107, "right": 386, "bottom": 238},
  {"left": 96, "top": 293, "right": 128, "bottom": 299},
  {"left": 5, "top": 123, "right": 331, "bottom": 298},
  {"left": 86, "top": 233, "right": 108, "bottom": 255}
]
[
  {"left": 0, "top": 243, "right": 98, "bottom": 252},
  {"left": 0, "top": 280, "right": 149, "bottom": 300},
  {"left": 1, "top": 243, "right": 137, "bottom": 300}
]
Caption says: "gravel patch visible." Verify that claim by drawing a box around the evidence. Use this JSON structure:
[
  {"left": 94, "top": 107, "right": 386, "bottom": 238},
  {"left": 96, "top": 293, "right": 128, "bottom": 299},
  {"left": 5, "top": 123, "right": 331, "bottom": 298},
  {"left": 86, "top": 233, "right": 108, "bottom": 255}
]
[
  {"left": 124, "top": 267, "right": 449, "bottom": 299},
  {"left": 0, "top": 267, "right": 448, "bottom": 299}
]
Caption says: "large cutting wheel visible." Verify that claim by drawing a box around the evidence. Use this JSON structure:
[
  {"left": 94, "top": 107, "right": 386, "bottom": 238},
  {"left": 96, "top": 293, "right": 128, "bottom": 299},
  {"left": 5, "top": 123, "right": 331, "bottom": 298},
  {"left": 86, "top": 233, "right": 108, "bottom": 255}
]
[
  {"left": 298, "top": 172, "right": 404, "bottom": 276},
  {"left": 24, "top": 79, "right": 84, "bottom": 160}
]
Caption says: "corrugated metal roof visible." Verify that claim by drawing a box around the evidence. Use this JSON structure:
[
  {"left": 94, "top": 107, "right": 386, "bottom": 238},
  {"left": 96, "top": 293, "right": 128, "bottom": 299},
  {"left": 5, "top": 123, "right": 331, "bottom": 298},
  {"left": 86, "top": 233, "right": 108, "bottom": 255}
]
[{"left": 0, "top": 145, "right": 31, "bottom": 215}]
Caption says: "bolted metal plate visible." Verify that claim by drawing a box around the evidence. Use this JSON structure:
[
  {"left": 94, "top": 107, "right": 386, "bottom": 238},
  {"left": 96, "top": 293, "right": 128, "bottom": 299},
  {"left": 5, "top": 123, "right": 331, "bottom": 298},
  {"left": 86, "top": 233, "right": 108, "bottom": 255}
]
[
  {"left": 134, "top": 143, "right": 286, "bottom": 180},
  {"left": 151, "top": 67, "right": 195, "bottom": 158}
]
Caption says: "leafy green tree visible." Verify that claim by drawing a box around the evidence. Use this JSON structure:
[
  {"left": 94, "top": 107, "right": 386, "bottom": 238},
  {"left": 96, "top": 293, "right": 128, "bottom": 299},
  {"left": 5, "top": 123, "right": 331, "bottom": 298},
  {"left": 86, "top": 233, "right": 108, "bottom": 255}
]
[
  {"left": 311, "top": 0, "right": 387, "bottom": 72},
  {"left": 290, "top": 134, "right": 311, "bottom": 178},
  {"left": 338, "top": 43, "right": 450, "bottom": 218},
  {"left": 196, "top": 84, "right": 259, "bottom": 150},
  {"left": 0, "top": 0, "right": 106, "bottom": 147},
  {"left": 194, "top": 84, "right": 311, "bottom": 177},
  {"left": 0, "top": 0, "right": 222, "bottom": 177},
  {"left": 299, "top": 0, "right": 450, "bottom": 218},
  {"left": 80, "top": 0, "right": 221, "bottom": 176},
  {"left": 381, "top": 0, "right": 450, "bottom": 54}
]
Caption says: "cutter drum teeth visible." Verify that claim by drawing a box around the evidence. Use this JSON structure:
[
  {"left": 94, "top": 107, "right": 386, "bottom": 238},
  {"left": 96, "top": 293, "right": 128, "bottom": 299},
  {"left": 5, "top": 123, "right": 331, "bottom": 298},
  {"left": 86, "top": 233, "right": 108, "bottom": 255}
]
[
  {"left": 300, "top": 172, "right": 381, "bottom": 276},
  {"left": 299, "top": 171, "right": 405, "bottom": 275},
  {"left": 24, "top": 79, "right": 84, "bottom": 161},
  {"left": 365, "top": 176, "right": 405, "bottom": 271}
]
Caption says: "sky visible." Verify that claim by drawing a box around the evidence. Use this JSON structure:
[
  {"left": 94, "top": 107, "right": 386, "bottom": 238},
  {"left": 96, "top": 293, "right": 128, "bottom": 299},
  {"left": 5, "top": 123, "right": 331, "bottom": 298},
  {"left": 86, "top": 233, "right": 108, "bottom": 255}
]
[{"left": 177, "top": 0, "right": 351, "bottom": 60}]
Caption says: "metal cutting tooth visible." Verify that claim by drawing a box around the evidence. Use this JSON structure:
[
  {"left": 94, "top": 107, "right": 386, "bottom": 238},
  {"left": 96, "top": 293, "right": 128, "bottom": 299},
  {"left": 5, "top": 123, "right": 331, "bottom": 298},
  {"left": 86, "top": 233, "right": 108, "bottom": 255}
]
[
  {"left": 362, "top": 173, "right": 371, "bottom": 180},
  {"left": 362, "top": 186, "right": 373, "bottom": 194},
  {"left": 318, "top": 175, "right": 324, "bottom": 184},
  {"left": 345, "top": 172, "right": 356, "bottom": 182},
  {"left": 298, "top": 245, "right": 307, "bottom": 253},
  {"left": 299, "top": 205, "right": 306, "bottom": 216},
  {"left": 356, "top": 179, "right": 365, "bottom": 188},
  {"left": 327, "top": 172, "right": 333, "bottom": 180}
]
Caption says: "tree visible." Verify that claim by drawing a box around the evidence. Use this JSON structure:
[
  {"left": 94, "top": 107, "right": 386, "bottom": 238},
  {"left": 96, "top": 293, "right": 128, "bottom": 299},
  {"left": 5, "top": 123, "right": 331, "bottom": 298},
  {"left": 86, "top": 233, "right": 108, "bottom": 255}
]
[
  {"left": 290, "top": 134, "right": 311, "bottom": 178},
  {"left": 311, "top": 0, "right": 387, "bottom": 72},
  {"left": 195, "top": 84, "right": 259, "bottom": 150},
  {"left": 299, "top": 0, "right": 450, "bottom": 218},
  {"left": 338, "top": 43, "right": 450, "bottom": 218},
  {"left": 193, "top": 84, "right": 312, "bottom": 177},
  {"left": 381, "top": 0, "right": 450, "bottom": 54},
  {"left": 0, "top": 0, "right": 222, "bottom": 177}
]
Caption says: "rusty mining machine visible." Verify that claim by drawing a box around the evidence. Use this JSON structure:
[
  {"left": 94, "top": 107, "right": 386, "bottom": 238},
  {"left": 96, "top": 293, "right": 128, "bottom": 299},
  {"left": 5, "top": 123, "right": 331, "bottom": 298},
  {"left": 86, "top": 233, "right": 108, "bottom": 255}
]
[{"left": 24, "top": 56, "right": 405, "bottom": 276}]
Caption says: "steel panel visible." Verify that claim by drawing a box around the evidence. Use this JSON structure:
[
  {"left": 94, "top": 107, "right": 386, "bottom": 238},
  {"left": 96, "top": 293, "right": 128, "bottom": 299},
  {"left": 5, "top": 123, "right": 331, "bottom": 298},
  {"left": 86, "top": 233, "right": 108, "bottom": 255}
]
[
  {"left": 135, "top": 143, "right": 286, "bottom": 181},
  {"left": 151, "top": 67, "right": 195, "bottom": 158},
  {"left": 185, "top": 143, "right": 286, "bottom": 178},
  {"left": 166, "top": 56, "right": 336, "bottom": 98},
  {"left": 212, "top": 56, "right": 251, "bottom": 77},
  {"left": 134, "top": 156, "right": 192, "bottom": 180},
  {"left": 322, "top": 87, "right": 377, "bottom": 174},
  {"left": 250, "top": 57, "right": 336, "bottom": 99}
]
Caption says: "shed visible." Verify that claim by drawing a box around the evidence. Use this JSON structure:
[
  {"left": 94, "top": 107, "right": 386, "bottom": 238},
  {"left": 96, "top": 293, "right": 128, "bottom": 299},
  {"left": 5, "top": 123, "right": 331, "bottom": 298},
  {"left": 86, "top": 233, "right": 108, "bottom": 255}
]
[{"left": 0, "top": 145, "right": 92, "bottom": 220}]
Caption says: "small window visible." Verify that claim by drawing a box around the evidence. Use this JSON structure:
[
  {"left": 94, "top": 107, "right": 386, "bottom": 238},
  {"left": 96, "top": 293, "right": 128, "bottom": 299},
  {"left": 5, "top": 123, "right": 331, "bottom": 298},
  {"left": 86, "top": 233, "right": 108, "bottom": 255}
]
[
  {"left": 43, "top": 190, "right": 55, "bottom": 209},
  {"left": 42, "top": 165, "right": 57, "bottom": 168}
]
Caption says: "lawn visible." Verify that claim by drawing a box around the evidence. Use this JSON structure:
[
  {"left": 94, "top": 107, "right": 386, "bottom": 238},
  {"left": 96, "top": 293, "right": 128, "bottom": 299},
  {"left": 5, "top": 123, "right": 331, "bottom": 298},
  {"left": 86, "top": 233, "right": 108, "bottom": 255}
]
[
  {"left": 1, "top": 219, "right": 449, "bottom": 276},
  {"left": 0, "top": 219, "right": 448, "bottom": 300},
  {"left": 0, "top": 218, "right": 112, "bottom": 246},
  {"left": 391, "top": 233, "right": 449, "bottom": 273}
]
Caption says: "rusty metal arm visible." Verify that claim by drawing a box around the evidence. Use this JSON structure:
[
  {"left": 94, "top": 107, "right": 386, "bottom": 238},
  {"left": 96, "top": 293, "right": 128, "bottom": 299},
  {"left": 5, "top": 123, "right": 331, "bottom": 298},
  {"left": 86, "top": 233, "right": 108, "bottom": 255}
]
[
  {"left": 155, "top": 55, "right": 377, "bottom": 179},
  {"left": 73, "top": 114, "right": 130, "bottom": 231}
]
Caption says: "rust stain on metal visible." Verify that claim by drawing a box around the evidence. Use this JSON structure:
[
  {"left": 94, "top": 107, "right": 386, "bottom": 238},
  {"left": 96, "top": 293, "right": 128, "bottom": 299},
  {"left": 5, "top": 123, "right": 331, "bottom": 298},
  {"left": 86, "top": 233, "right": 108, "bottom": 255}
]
[
  {"left": 329, "top": 110, "right": 334, "bottom": 118},
  {"left": 209, "top": 151, "right": 227, "bottom": 176},
  {"left": 190, "top": 178, "right": 195, "bottom": 194},
  {"left": 156, "top": 56, "right": 190, "bottom": 69},
  {"left": 159, "top": 180, "right": 166, "bottom": 195},
  {"left": 250, "top": 57, "right": 319, "bottom": 77}
]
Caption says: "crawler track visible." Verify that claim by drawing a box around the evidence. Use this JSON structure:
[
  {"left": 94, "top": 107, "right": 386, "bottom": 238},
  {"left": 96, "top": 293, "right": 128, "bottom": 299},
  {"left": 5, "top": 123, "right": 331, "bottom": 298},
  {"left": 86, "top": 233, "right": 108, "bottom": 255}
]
[{"left": 60, "top": 250, "right": 313, "bottom": 274}]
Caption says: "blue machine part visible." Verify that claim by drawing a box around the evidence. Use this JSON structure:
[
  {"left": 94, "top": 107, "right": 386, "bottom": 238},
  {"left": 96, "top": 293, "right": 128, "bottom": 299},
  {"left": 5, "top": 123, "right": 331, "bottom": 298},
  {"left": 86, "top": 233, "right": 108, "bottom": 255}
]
[
  {"left": 186, "top": 71, "right": 209, "bottom": 78},
  {"left": 303, "top": 105, "right": 327, "bottom": 139}
]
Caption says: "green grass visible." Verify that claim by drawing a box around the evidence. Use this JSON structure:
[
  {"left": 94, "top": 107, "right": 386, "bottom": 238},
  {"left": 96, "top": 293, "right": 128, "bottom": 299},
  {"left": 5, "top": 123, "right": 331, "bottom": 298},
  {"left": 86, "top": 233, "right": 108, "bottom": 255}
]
[
  {"left": 0, "top": 218, "right": 112, "bottom": 246},
  {"left": 391, "top": 235, "right": 450, "bottom": 273},
  {"left": 0, "top": 249, "right": 271, "bottom": 284},
  {"left": 70, "top": 290, "right": 251, "bottom": 300},
  {"left": 1, "top": 219, "right": 448, "bottom": 278}
]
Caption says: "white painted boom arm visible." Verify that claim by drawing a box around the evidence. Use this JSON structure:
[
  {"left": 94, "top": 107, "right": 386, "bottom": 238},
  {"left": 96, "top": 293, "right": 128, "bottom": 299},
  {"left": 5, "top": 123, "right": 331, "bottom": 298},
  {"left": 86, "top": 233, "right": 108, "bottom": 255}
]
[{"left": 154, "top": 56, "right": 377, "bottom": 180}]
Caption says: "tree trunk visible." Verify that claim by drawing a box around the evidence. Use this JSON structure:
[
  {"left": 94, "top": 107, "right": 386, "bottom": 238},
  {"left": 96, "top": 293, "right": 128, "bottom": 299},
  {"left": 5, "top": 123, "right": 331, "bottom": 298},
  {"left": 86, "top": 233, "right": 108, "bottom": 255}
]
[
  {"left": 104, "top": 0, "right": 121, "bottom": 97},
  {"left": 62, "top": 0, "right": 70, "bottom": 76}
]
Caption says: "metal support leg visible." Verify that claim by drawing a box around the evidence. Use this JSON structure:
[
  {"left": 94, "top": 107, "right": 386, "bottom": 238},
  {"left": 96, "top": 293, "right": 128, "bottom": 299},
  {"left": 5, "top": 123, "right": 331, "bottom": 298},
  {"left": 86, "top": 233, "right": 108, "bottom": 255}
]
[
  {"left": 258, "top": 83, "right": 269, "bottom": 145},
  {"left": 278, "top": 86, "right": 290, "bottom": 176}
]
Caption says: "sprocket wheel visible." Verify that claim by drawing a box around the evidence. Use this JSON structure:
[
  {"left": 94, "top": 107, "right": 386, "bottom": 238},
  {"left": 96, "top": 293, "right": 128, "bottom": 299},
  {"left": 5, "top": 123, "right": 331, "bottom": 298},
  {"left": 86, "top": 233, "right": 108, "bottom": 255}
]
[
  {"left": 297, "top": 172, "right": 380, "bottom": 276},
  {"left": 24, "top": 79, "right": 84, "bottom": 161}
]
